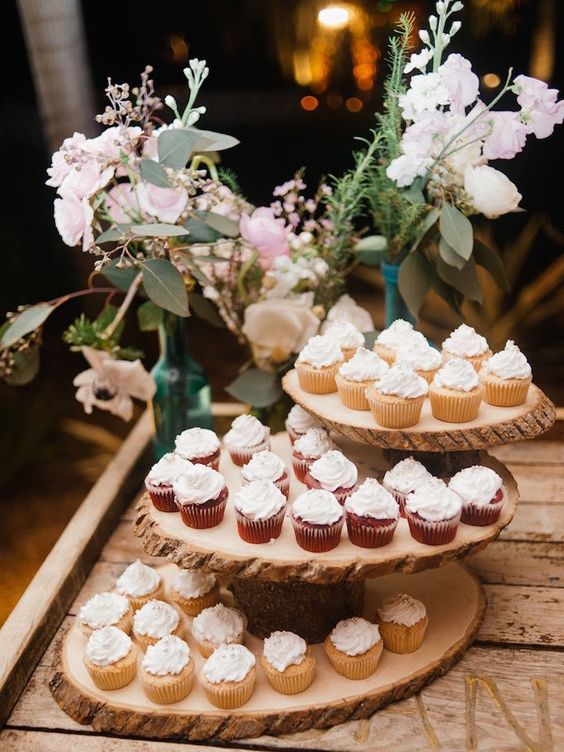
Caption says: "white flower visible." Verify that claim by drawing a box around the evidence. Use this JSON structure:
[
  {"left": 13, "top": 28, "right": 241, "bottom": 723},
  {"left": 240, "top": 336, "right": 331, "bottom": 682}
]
[
  {"left": 386, "top": 154, "right": 432, "bottom": 188},
  {"left": 483, "top": 111, "right": 528, "bottom": 160},
  {"left": 464, "top": 165, "right": 522, "bottom": 219},
  {"left": 73, "top": 347, "right": 156, "bottom": 421},
  {"left": 136, "top": 182, "right": 188, "bottom": 223},
  {"left": 438, "top": 54, "right": 479, "bottom": 112},
  {"left": 322, "top": 294, "right": 374, "bottom": 333},
  {"left": 399, "top": 72, "right": 450, "bottom": 121},
  {"left": 404, "top": 49, "right": 433, "bottom": 75},
  {"left": 514, "top": 74, "right": 564, "bottom": 139}
]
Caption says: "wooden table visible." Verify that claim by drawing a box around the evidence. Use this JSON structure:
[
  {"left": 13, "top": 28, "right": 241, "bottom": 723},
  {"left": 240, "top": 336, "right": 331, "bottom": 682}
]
[{"left": 1, "top": 412, "right": 563, "bottom": 752}]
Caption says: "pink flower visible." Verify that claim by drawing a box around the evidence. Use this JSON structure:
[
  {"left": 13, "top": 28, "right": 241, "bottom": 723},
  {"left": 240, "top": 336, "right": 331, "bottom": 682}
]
[
  {"left": 483, "top": 112, "right": 528, "bottom": 159},
  {"left": 46, "top": 132, "right": 88, "bottom": 187},
  {"left": 514, "top": 75, "right": 564, "bottom": 139},
  {"left": 438, "top": 54, "right": 479, "bottom": 112},
  {"left": 105, "top": 183, "right": 141, "bottom": 223},
  {"left": 239, "top": 207, "right": 290, "bottom": 268},
  {"left": 464, "top": 165, "right": 522, "bottom": 219},
  {"left": 401, "top": 111, "right": 447, "bottom": 158},
  {"left": 54, "top": 194, "right": 94, "bottom": 247},
  {"left": 87, "top": 126, "right": 143, "bottom": 159},
  {"left": 136, "top": 182, "right": 188, "bottom": 223},
  {"left": 58, "top": 159, "right": 115, "bottom": 200}
]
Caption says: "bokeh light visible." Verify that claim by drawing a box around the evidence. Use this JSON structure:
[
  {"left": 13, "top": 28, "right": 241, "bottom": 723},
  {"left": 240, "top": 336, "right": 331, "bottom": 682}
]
[
  {"left": 318, "top": 5, "right": 351, "bottom": 30},
  {"left": 300, "top": 95, "right": 319, "bottom": 111}
]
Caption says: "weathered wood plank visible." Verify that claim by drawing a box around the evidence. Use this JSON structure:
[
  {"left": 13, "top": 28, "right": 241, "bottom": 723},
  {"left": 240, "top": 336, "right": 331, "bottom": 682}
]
[
  {"left": 469, "top": 541, "right": 564, "bottom": 588},
  {"left": 99, "top": 520, "right": 162, "bottom": 564},
  {"left": 500, "top": 503, "right": 564, "bottom": 543},
  {"left": 490, "top": 439, "right": 564, "bottom": 465},
  {"left": 480, "top": 585, "right": 564, "bottom": 646},
  {"left": 507, "top": 465, "right": 564, "bottom": 504}
]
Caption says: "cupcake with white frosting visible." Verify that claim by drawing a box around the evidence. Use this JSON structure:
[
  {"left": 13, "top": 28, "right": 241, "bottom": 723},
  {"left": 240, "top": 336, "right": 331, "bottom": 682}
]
[
  {"left": 140, "top": 635, "right": 194, "bottom": 704},
  {"left": 373, "top": 319, "right": 427, "bottom": 366},
  {"left": 405, "top": 478, "right": 462, "bottom": 545},
  {"left": 441, "top": 324, "right": 492, "bottom": 371},
  {"left": 291, "top": 427, "right": 335, "bottom": 483},
  {"left": 449, "top": 465, "right": 505, "bottom": 526},
  {"left": 242, "top": 450, "right": 290, "bottom": 497},
  {"left": 144, "top": 453, "right": 193, "bottom": 512},
  {"left": 291, "top": 489, "right": 345, "bottom": 552},
  {"left": 169, "top": 568, "right": 220, "bottom": 616},
  {"left": 285, "top": 403, "right": 323, "bottom": 443},
  {"left": 395, "top": 340, "right": 442, "bottom": 384},
  {"left": 377, "top": 593, "right": 428, "bottom": 653},
  {"left": 481, "top": 340, "right": 532, "bottom": 407},
  {"left": 132, "top": 599, "right": 183, "bottom": 651},
  {"left": 365, "top": 364, "right": 429, "bottom": 428},
  {"left": 335, "top": 347, "right": 389, "bottom": 411},
  {"left": 344, "top": 479, "right": 400, "bottom": 548},
  {"left": 172, "top": 464, "right": 228, "bottom": 529},
  {"left": 224, "top": 414, "right": 271, "bottom": 467},
  {"left": 233, "top": 480, "right": 287, "bottom": 544},
  {"left": 304, "top": 449, "right": 358, "bottom": 505},
  {"left": 174, "top": 427, "right": 221, "bottom": 470},
  {"left": 295, "top": 335, "right": 344, "bottom": 394},
  {"left": 324, "top": 617, "right": 383, "bottom": 680},
  {"left": 430, "top": 358, "right": 483, "bottom": 423},
  {"left": 77, "top": 592, "right": 133, "bottom": 636},
  {"left": 383, "top": 457, "right": 433, "bottom": 517},
  {"left": 199, "top": 644, "right": 256, "bottom": 709},
  {"left": 116, "top": 559, "right": 163, "bottom": 611},
  {"left": 261, "top": 631, "right": 316, "bottom": 695},
  {"left": 323, "top": 319, "right": 365, "bottom": 360},
  {"left": 191, "top": 603, "right": 246, "bottom": 658},
  {"left": 84, "top": 626, "right": 137, "bottom": 690}
]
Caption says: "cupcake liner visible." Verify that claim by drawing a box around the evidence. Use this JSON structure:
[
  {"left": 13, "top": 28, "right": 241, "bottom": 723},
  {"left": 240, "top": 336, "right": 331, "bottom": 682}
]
[
  {"left": 134, "top": 621, "right": 184, "bottom": 651},
  {"left": 235, "top": 504, "right": 286, "bottom": 544},
  {"left": 242, "top": 471, "right": 290, "bottom": 498},
  {"left": 170, "top": 582, "right": 221, "bottom": 616},
  {"left": 461, "top": 495, "right": 505, "bottom": 526},
  {"left": 228, "top": 438, "right": 271, "bottom": 467},
  {"left": 366, "top": 389, "right": 425, "bottom": 429},
  {"left": 190, "top": 448, "right": 221, "bottom": 471},
  {"left": 194, "top": 630, "right": 245, "bottom": 658},
  {"left": 200, "top": 667, "right": 256, "bottom": 709},
  {"left": 124, "top": 582, "right": 165, "bottom": 613},
  {"left": 141, "top": 662, "right": 194, "bottom": 704},
  {"left": 346, "top": 515, "right": 398, "bottom": 548},
  {"left": 145, "top": 481, "right": 177, "bottom": 513},
  {"left": 483, "top": 376, "right": 531, "bottom": 407},
  {"left": 324, "top": 638, "right": 383, "bottom": 680},
  {"left": 85, "top": 647, "right": 137, "bottom": 690},
  {"left": 291, "top": 515, "right": 344, "bottom": 552},
  {"left": 79, "top": 609, "right": 133, "bottom": 637},
  {"left": 385, "top": 488, "right": 408, "bottom": 518},
  {"left": 335, "top": 374, "right": 372, "bottom": 411},
  {"left": 378, "top": 616, "right": 428, "bottom": 654},
  {"left": 429, "top": 387, "right": 482, "bottom": 423},
  {"left": 292, "top": 453, "right": 314, "bottom": 484},
  {"left": 372, "top": 343, "right": 396, "bottom": 366},
  {"left": 442, "top": 350, "right": 492, "bottom": 372},
  {"left": 260, "top": 654, "right": 316, "bottom": 695},
  {"left": 285, "top": 423, "right": 300, "bottom": 444},
  {"left": 407, "top": 510, "right": 461, "bottom": 545},
  {"left": 296, "top": 362, "right": 341, "bottom": 394},
  {"left": 303, "top": 473, "right": 357, "bottom": 506},
  {"left": 177, "top": 489, "right": 228, "bottom": 529}
]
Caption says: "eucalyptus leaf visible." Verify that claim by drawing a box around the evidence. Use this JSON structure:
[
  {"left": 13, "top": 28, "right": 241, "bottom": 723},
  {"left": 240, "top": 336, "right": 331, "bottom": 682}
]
[
  {"left": 183, "top": 218, "right": 222, "bottom": 243},
  {"left": 403, "top": 185, "right": 425, "bottom": 204},
  {"left": 139, "top": 158, "right": 171, "bottom": 187},
  {"left": 177, "top": 254, "right": 213, "bottom": 287},
  {"left": 189, "top": 292, "right": 225, "bottom": 328},
  {"left": 355, "top": 235, "right": 388, "bottom": 266},
  {"left": 186, "top": 127, "right": 240, "bottom": 152},
  {"left": 4, "top": 347, "right": 40, "bottom": 386},
  {"left": 439, "top": 236, "right": 466, "bottom": 270},
  {"left": 225, "top": 369, "right": 282, "bottom": 408},
  {"left": 436, "top": 256, "right": 483, "bottom": 302},
  {"left": 95, "top": 304, "right": 119, "bottom": 331},
  {"left": 356, "top": 248, "right": 388, "bottom": 267},
  {"left": 157, "top": 128, "right": 199, "bottom": 169},
  {"left": 410, "top": 207, "right": 440, "bottom": 253},
  {"left": 1, "top": 304, "right": 55, "bottom": 347},
  {"left": 96, "top": 225, "right": 131, "bottom": 244},
  {"left": 440, "top": 203, "right": 473, "bottom": 260},
  {"left": 195, "top": 210, "right": 240, "bottom": 238},
  {"left": 130, "top": 223, "right": 188, "bottom": 237},
  {"left": 473, "top": 240, "right": 511, "bottom": 293},
  {"left": 137, "top": 300, "right": 164, "bottom": 331},
  {"left": 363, "top": 330, "right": 380, "bottom": 349},
  {"left": 103, "top": 261, "right": 144, "bottom": 292},
  {"left": 141, "top": 259, "right": 189, "bottom": 317},
  {"left": 428, "top": 266, "right": 463, "bottom": 317},
  {"left": 398, "top": 253, "right": 431, "bottom": 318}
]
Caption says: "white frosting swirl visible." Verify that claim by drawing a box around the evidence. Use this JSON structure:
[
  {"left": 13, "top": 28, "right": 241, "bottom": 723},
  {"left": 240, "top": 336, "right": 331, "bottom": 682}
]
[
  {"left": 406, "top": 478, "right": 462, "bottom": 522},
  {"left": 375, "top": 364, "right": 429, "bottom": 398},
  {"left": 309, "top": 450, "right": 358, "bottom": 491},
  {"left": 192, "top": 603, "right": 245, "bottom": 647},
  {"left": 448, "top": 466, "right": 503, "bottom": 507},
  {"left": 233, "top": 480, "right": 286, "bottom": 520},
  {"left": 324, "top": 319, "right": 364, "bottom": 349},
  {"left": 383, "top": 457, "right": 432, "bottom": 495},
  {"left": 433, "top": 358, "right": 480, "bottom": 392},
  {"left": 395, "top": 341, "right": 441, "bottom": 372},
  {"left": 242, "top": 450, "right": 286, "bottom": 483},
  {"left": 339, "top": 348, "right": 389, "bottom": 382},
  {"left": 202, "top": 644, "right": 255, "bottom": 684},
  {"left": 224, "top": 414, "right": 269, "bottom": 449},
  {"left": 78, "top": 592, "right": 130, "bottom": 630},
  {"left": 133, "top": 600, "right": 180, "bottom": 638},
  {"left": 85, "top": 626, "right": 132, "bottom": 667},
  {"left": 286, "top": 404, "right": 323, "bottom": 434},
  {"left": 297, "top": 335, "right": 343, "bottom": 368},
  {"left": 376, "top": 319, "right": 414, "bottom": 348},
  {"left": 263, "top": 631, "right": 307, "bottom": 672},
  {"left": 293, "top": 428, "right": 334, "bottom": 459},
  {"left": 292, "top": 489, "right": 344, "bottom": 525},
  {"left": 117, "top": 560, "right": 161, "bottom": 598},
  {"left": 146, "top": 453, "right": 192, "bottom": 486},
  {"left": 329, "top": 617, "right": 381, "bottom": 656},
  {"left": 174, "top": 428, "right": 220, "bottom": 459},
  {"left": 142, "top": 635, "right": 190, "bottom": 676},
  {"left": 173, "top": 464, "right": 225, "bottom": 505},
  {"left": 482, "top": 340, "right": 532, "bottom": 380},
  {"left": 378, "top": 593, "right": 426, "bottom": 627},
  {"left": 172, "top": 569, "right": 216, "bottom": 599},
  {"left": 442, "top": 324, "right": 489, "bottom": 357},
  {"left": 345, "top": 479, "right": 399, "bottom": 520}
]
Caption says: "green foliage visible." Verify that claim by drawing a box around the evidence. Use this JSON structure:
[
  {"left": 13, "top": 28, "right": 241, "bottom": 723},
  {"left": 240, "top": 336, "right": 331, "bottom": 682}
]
[
  {"left": 189, "top": 292, "right": 225, "bottom": 328},
  {"left": 398, "top": 252, "right": 432, "bottom": 318},
  {"left": 137, "top": 300, "right": 164, "bottom": 331},
  {"left": 194, "top": 210, "right": 240, "bottom": 238},
  {"left": 217, "top": 167, "right": 242, "bottom": 196},
  {"left": 225, "top": 368, "right": 283, "bottom": 408},
  {"left": 63, "top": 306, "right": 143, "bottom": 360},
  {"left": 141, "top": 258, "right": 190, "bottom": 316},
  {"left": 440, "top": 204, "right": 473, "bottom": 261},
  {"left": 1, "top": 304, "right": 55, "bottom": 348},
  {"left": 103, "top": 261, "right": 144, "bottom": 292},
  {"left": 186, "top": 127, "right": 239, "bottom": 152},
  {"left": 131, "top": 223, "right": 188, "bottom": 237},
  {"left": 473, "top": 240, "right": 511, "bottom": 293},
  {"left": 139, "top": 158, "right": 171, "bottom": 187}
]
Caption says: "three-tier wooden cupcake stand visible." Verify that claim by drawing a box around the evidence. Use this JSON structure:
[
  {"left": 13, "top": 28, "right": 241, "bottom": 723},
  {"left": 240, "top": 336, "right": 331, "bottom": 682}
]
[{"left": 51, "top": 369, "right": 555, "bottom": 742}]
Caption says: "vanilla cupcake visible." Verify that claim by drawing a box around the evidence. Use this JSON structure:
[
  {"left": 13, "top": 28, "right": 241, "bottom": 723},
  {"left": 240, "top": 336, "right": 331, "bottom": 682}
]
[
  {"left": 77, "top": 592, "right": 133, "bottom": 636},
  {"left": 174, "top": 427, "right": 221, "bottom": 470},
  {"left": 191, "top": 603, "right": 246, "bottom": 658},
  {"left": 242, "top": 450, "right": 290, "bottom": 497},
  {"left": 291, "top": 489, "right": 344, "bottom": 552},
  {"left": 224, "top": 414, "right": 270, "bottom": 466},
  {"left": 323, "top": 319, "right": 365, "bottom": 360},
  {"left": 84, "top": 626, "right": 137, "bottom": 690},
  {"left": 441, "top": 324, "right": 492, "bottom": 371},
  {"left": 373, "top": 319, "right": 427, "bottom": 365},
  {"left": 261, "top": 631, "right": 316, "bottom": 695},
  {"left": 430, "top": 358, "right": 483, "bottom": 423},
  {"left": 200, "top": 644, "right": 256, "bottom": 709},
  {"left": 173, "top": 464, "right": 228, "bottom": 529},
  {"left": 295, "top": 335, "right": 344, "bottom": 394},
  {"left": 133, "top": 599, "right": 183, "bottom": 651},
  {"left": 233, "top": 480, "right": 287, "bottom": 544},
  {"left": 291, "top": 427, "right": 335, "bottom": 483},
  {"left": 344, "top": 479, "right": 400, "bottom": 548},
  {"left": 405, "top": 478, "right": 462, "bottom": 545},
  {"left": 395, "top": 340, "right": 442, "bottom": 384},
  {"left": 304, "top": 449, "right": 358, "bottom": 505},
  {"left": 169, "top": 569, "right": 220, "bottom": 616},
  {"left": 377, "top": 593, "right": 428, "bottom": 653},
  {"left": 140, "top": 635, "right": 194, "bottom": 704},
  {"left": 449, "top": 465, "right": 505, "bottom": 526},
  {"left": 285, "top": 404, "right": 323, "bottom": 443},
  {"left": 335, "top": 347, "right": 389, "bottom": 410},
  {"left": 383, "top": 457, "right": 433, "bottom": 516},
  {"left": 324, "top": 617, "right": 383, "bottom": 680},
  {"left": 145, "top": 453, "right": 193, "bottom": 512},
  {"left": 116, "top": 560, "right": 163, "bottom": 611},
  {"left": 481, "top": 340, "right": 532, "bottom": 407},
  {"left": 366, "top": 364, "right": 429, "bottom": 428}
]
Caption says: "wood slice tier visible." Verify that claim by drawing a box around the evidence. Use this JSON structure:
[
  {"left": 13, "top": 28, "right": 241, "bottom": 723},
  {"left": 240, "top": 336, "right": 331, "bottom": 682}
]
[
  {"left": 51, "top": 562, "right": 485, "bottom": 742},
  {"left": 133, "top": 434, "right": 518, "bottom": 585},
  {"left": 282, "top": 370, "right": 555, "bottom": 452}
]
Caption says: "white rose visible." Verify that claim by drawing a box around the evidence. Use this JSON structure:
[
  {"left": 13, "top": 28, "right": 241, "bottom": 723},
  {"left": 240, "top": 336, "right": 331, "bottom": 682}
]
[
  {"left": 322, "top": 294, "right": 374, "bottom": 333},
  {"left": 464, "top": 165, "right": 522, "bottom": 219}
]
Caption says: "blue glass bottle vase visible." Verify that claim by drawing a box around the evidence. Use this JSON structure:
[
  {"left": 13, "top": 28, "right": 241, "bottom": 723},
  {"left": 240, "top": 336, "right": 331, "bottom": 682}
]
[{"left": 381, "top": 260, "right": 415, "bottom": 328}]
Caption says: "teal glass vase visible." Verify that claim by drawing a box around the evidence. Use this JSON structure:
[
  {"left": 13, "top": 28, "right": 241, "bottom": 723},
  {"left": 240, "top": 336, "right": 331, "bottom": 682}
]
[
  {"left": 150, "top": 313, "right": 213, "bottom": 459},
  {"left": 381, "top": 261, "right": 415, "bottom": 328}
]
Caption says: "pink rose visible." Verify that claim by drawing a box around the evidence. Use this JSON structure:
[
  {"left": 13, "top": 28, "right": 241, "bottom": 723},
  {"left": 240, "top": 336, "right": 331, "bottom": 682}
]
[
  {"left": 54, "top": 194, "right": 94, "bottom": 247},
  {"left": 483, "top": 112, "right": 528, "bottom": 160},
  {"left": 514, "top": 74, "right": 564, "bottom": 139},
  {"left": 46, "top": 132, "right": 87, "bottom": 188},
  {"left": 105, "top": 183, "right": 140, "bottom": 223},
  {"left": 239, "top": 207, "right": 290, "bottom": 268},
  {"left": 438, "top": 54, "right": 479, "bottom": 112},
  {"left": 87, "top": 126, "right": 143, "bottom": 159},
  {"left": 58, "top": 159, "right": 115, "bottom": 200},
  {"left": 136, "top": 182, "right": 188, "bottom": 223}
]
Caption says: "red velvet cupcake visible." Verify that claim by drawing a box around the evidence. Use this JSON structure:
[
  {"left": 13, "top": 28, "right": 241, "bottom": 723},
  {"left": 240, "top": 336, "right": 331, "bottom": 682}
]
[
  {"left": 173, "top": 465, "right": 228, "bottom": 529},
  {"left": 449, "top": 466, "right": 505, "bottom": 526},
  {"left": 405, "top": 478, "right": 462, "bottom": 545},
  {"left": 285, "top": 404, "right": 324, "bottom": 444},
  {"left": 233, "top": 480, "right": 287, "bottom": 544},
  {"left": 241, "top": 450, "right": 290, "bottom": 498},
  {"left": 304, "top": 450, "right": 358, "bottom": 505},
  {"left": 291, "top": 489, "right": 344, "bottom": 552},
  {"left": 224, "top": 415, "right": 270, "bottom": 467},
  {"left": 344, "top": 479, "right": 400, "bottom": 548},
  {"left": 291, "top": 428, "right": 335, "bottom": 483},
  {"left": 174, "top": 428, "right": 221, "bottom": 470},
  {"left": 145, "top": 453, "right": 193, "bottom": 512},
  {"left": 382, "top": 457, "right": 432, "bottom": 518}
]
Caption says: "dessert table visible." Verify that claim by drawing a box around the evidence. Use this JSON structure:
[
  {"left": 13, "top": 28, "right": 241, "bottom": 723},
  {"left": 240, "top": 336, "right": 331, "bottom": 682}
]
[{"left": 1, "top": 409, "right": 563, "bottom": 752}]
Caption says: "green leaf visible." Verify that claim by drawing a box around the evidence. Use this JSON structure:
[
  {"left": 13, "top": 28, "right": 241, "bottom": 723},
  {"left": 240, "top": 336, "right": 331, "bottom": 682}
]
[
  {"left": 403, "top": 185, "right": 425, "bottom": 204},
  {"left": 439, "top": 236, "right": 466, "bottom": 270},
  {"left": 141, "top": 259, "right": 189, "bottom": 316},
  {"left": 355, "top": 235, "right": 388, "bottom": 266},
  {"left": 225, "top": 369, "right": 282, "bottom": 408},
  {"left": 4, "top": 347, "right": 40, "bottom": 386},
  {"left": 177, "top": 254, "right": 213, "bottom": 287},
  {"left": 410, "top": 208, "right": 439, "bottom": 253},
  {"left": 137, "top": 300, "right": 164, "bottom": 331},
  {"left": 436, "top": 257, "right": 483, "bottom": 302},
  {"left": 363, "top": 330, "right": 380, "bottom": 349},
  {"left": 103, "top": 261, "right": 143, "bottom": 292},
  {"left": 1, "top": 304, "right": 55, "bottom": 347},
  {"left": 473, "top": 240, "right": 511, "bottom": 293},
  {"left": 183, "top": 218, "right": 222, "bottom": 243},
  {"left": 157, "top": 129, "right": 199, "bottom": 169},
  {"left": 398, "top": 253, "right": 431, "bottom": 319},
  {"left": 139, "top": 158, "right": 171, "bottom": 187},
  {"left": 130, "top": 223, "right": 188, "bottom": 237},
  {"left": 440, "top": 203, "right": 473, "bottom": 261},
  {"left": 188, "top": 292, "right": 225, "bottom": 328},
  {"left": 428, "top": 266, "right": 463, "bottom": 317},
  {"left": 186, "top": 127, "right": 240, "bottom": 152},
  {"left": 96, "top": 225, "right": 131, "bottom": 244},
  {"left": 195, "top": 211, "right": 240, "bottom": 238},
  {"left": 95, "top": 304, "right": 119, "bottom": 331}
]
